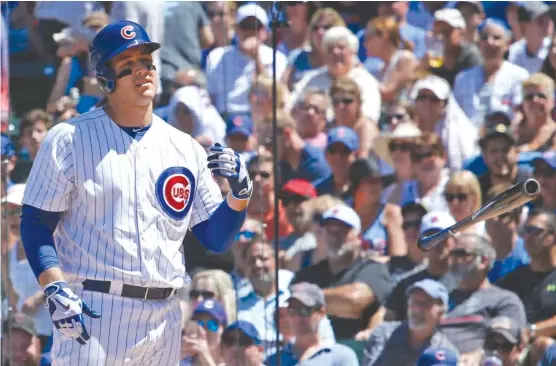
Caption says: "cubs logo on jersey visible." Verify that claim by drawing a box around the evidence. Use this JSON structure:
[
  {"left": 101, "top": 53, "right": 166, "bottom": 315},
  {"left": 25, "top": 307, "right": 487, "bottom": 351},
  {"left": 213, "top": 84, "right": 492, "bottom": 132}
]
[{"left": 156, "top": 167, "right": 196, "bottom": 220}]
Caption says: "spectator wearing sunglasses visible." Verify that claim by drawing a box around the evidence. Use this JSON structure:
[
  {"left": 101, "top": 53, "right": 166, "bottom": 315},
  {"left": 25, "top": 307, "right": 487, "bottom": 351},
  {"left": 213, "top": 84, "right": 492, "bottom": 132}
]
[
  {"left": 440, "top": 234, "right": 526, "bottom": 361},
  {"left": 266, "top": 283, "right": 359, "bottom": 366},
  {"left": 411, "top": 75, "right": 479, "bottom": 171},
  {"left": 374, "top": 122, "right": 422, "bottom": 206},
  {"left": 181, "top": 299, "right": 227, "bottom": 366},
  {"left": 279, "top": 179, "right": 318, "bottom": 268},
  {"left": 316, "top": 126, "right": 358, "bottom": 198},
  {"left": 452, "top": 18, "right": 529, "bottom": 129},
  {"left": 362, "top": 279, "right": 457, "bottom": 366},
  {"left": 384, "top": 211, "right": 456, "bottom": 323},
  {"left": 400, "top": 133, "right": 450, "bottom": 212},
  {"left": 186, "top": 270, "right": 237, "bottom": 325},
  {"left": 532, "top": 151, "right": 556, "bottom": 213},
  {"left": 516, "top": 73, "right": 556, "bottom": 153},
  {"left": 485, "top": 184, "right": 530, "bottom": 284},
  {"left": 482, "top": 316, "right": 526, "bottom": 366},
  {"left": 444, "top": 170, "right": 485, "bottom": 236},
  {"left": 329, "top": 76, "right": 379, "bottom": 158},
  {"left": 497, "top": 209, "right": 556, "bottom": 355},
  {"left": 221, "top": 320, "right": 265, "bottom": 366}
]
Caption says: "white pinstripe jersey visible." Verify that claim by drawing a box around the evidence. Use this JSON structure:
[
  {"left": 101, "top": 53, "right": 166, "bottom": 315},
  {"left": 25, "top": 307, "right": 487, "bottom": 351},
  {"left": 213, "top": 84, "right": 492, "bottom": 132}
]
[{"left": 22, "top": 108, "right": 222, "bottom": 289}]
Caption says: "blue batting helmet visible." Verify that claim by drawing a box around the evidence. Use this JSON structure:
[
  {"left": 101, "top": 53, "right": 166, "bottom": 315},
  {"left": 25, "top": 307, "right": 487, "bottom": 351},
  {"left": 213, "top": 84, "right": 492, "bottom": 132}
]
[{"left": 90, "top": 20, "right": 160, "bottom": 93}]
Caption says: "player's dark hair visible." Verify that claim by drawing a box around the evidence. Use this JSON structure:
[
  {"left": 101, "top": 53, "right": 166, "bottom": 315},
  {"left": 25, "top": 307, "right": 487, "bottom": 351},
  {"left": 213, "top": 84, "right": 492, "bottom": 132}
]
[{"left": 528, "top": 208, "right": 556, "bottom": 233}]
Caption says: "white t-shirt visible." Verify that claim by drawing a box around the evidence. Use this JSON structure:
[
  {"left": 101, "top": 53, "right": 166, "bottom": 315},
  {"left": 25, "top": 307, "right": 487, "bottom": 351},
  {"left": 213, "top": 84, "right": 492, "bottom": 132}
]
[{"left": 508, "top": 37, "right": 550, "bottom": 74}]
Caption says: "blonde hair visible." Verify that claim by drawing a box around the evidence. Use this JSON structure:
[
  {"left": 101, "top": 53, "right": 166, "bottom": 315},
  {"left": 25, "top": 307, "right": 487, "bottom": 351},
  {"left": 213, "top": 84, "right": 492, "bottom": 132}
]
[
  {"left": 301, "top": 194, "right": 345, "bottom": 221},
  {"left": 522, "top": 73, "right": 555, "bottom": 99},
  {"left": 190, "top": 270, "right": 237, "bottom": 323},
  {"left": 444, "top": 170, "right": 482, "bottom": 212},
  {"left": 250, "top": 75, "right": 288, "bottom": 110},
  {"left": 366, "top": 16, "right": 413, "bottom": 51},
  {"left": 330, "top": 76, "right": 362, "bottom": 103},
  {"left": 308, "top": 8, "right": 346, "bottom": 46}
]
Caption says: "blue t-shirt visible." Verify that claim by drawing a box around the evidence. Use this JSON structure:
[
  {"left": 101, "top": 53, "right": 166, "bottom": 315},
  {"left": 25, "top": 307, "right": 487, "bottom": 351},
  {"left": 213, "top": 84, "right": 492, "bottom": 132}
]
[
  {"left": 488, "top": 237, "right": 530, "bottom": 283},
  {"left": 361, "top": 205, "right": 388, "bottom": 256},
  {"left": 288, "top": 49, "right": 316, "bottom": 85},
  {"left": 279, "top": 144, "right": 331, "bottom": 187},
  {"left": 266, "top": 341, "right": 359, "bottom": 366}
]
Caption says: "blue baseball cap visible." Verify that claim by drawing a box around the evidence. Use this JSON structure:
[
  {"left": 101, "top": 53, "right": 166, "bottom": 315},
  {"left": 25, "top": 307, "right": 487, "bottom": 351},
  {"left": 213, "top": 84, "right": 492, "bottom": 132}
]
[
  {"left": 224, "top": 320, "right": 261, "bottom": 345},
  {"left": 417, "top": 346, "right": 458, "bottom": 366},
  {"left": 406, "top": 279, "right": 449, "bottom": 308},
  {"left": 327, "top": 127, "right": 359, "bottom": 152},
  {"left": 1, "top": 135, "right": 15, "bottom": 157},
  {"left": 532, "top": 150, "right": 556, "bottom": 170},
  {"left": 226, "top": 114, "right": 254, "bottom": 137},
  {"left": 193, "top": 299, "right": 228, "bottom": 326}
]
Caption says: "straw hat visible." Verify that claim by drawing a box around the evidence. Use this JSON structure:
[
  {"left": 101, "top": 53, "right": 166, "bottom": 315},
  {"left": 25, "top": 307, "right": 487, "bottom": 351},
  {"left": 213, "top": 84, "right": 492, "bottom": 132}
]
[{"left": 374, "top": 122, "right": 422, "bottom": 166}]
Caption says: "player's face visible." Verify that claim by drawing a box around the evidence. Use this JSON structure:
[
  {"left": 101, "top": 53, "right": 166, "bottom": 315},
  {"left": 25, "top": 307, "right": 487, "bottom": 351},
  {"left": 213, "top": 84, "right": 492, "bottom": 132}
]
[{"left": 109, "top": 46, "right": 157, "bottom": 106}]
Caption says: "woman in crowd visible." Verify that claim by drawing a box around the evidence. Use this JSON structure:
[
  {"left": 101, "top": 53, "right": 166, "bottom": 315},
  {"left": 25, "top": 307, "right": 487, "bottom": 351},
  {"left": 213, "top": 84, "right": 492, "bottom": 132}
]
[
  {"left": 444, "top": 170, "right": 485, "bottom": 235},
  {"left": 289, "top": 26, "right": 382, "bottom": 125},
  {"left": 516, "top": 73, "right": 556, "bottom": 152},
  {"left": 184, "top": 270, "right": 237, "bottom": 324},
  {"left": 374, "top": 122, "right": 422, "bottom": 205},
  {"left": 167, "top": 85, "right": 226, "bottom": 148},
  {"left": 281, "top": 8, "right": 346, "bottom": 89},
  {"left": 202, "top": 1, "right": 237, "bottom": 69},
  {"left": 364, "top": 16, "right": 418, "bottom": 105},
  {"left": 349, "top": 155, "right": 406, "bottom": 257},
  {"left": 329, "top": 76, "right": 379, "bottom": 157}
]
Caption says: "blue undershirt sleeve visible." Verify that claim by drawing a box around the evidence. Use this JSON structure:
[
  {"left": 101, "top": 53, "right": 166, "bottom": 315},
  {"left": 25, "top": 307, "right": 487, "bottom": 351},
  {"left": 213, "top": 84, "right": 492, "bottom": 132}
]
[
  {"left": 20, "top": 204, "right": 62, "bottom": 280},
  {"left": 191, "top": 200, "right": 246, "bottom": 253}
]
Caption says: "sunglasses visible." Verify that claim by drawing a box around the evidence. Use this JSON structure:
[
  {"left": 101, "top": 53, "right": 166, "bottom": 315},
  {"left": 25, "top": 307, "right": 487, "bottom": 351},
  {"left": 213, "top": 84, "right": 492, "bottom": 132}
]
[
  {"left": 411, "top": 150, "right": 436, "bottom": 162},
  {"left": 445, "top": 193, "right": 468, "bottom": 202},
  {"left": 485, "top": 338, "right": 515, "bottom": 353},
  {"left": 235, "top": 231, "right": 257, "bottom": 241},
  {"left": 207, "top": 10, "right": 225, "bottom": 18},
  {"left": 402, "top": 219, "right": 421, "bottom": 230},
  {"left": 385, "top": 113, "right": 407, "bottom": 123},
  {"left": 519, "top": 225, "right": 553, "bottom": 237},
  {"left": 416, "top": 94, "right": 442, "bottom": 103},
  {"left": 222, "top": 332, "right": 254, "bottom": 347},
  {"left": 449, "top": 248, "right": 480, "bottom": 259},
  {"left": 327, "top": 144, "right": 352, "bottom": 156},
  {"left": 535, "top": 167, "right": 556, "bottom": 178},
  {"left": 388, "top": 141, "right": 413, "bottom": 153},
  {"left": 524, "top": 92, "right": 548, "bottom": 101},
  {"left": 189, "top": 290, "right": 216, "bottom": 300},
  {"left": 287, "top": 306, "right": 316, "bottom": 317},
  {"left": 312, "top": 24, "right": 332, "bottom": 32},
  {"left": 249, "top": 171, "right": 271, "bottom": 180},
  {"left": 197, "top": 319, "right": 220, "bottom": 333},
  {"left": 332, "top": 97, "right": 355, "bottom": 106},
  {"left": 281, "top": 195, "right": 307, "bottom": 206}
]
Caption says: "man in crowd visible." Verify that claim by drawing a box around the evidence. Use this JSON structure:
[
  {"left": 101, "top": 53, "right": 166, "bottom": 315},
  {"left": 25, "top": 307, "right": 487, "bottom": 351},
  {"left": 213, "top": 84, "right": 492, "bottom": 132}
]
[
  {"left": 362, "top": 279, "right": 457, "bottom": 366},
  {"left": 206, "top": 3, "right": 287, "bottom": 115},
  {"left": 225, "top": 114, "right": 257, "bottom": 162},
  {"left": 221, "top": 320, "right": 265, "bottom": 366},
  {"left": 483, "top": 316, "right": 527, "bottom": 366},
  {"left": 452, "top": 18, "right": 529, "bottom": 127},
  {"left": 293, "top": 204, "right": 394, "bottom": 340},
  {"left": 293, "top": 89, "right": 329, "bottom": 150},
  {"left": 455, "top": 1, "right": 485, "bottom": 43},
  {"left": 267, "top": 283, "right": 359, "bottom": 366},
  {"left": 440, "top": 234, "right": 526, "bottom": 363},
  {"left": 532, "top": 151, "right": 556, "bottom": 213},
  {"left": 316, "top": 126, "right": 359, "bottom": 198},
  {"left": 2, "top": 312, "right": 42, "bottom": 366},
  {"left": 485, "top": 184, "right": 530, "bottom": 283},
  {"left": 385, "top": 211, "right": 456, "bottom": 321},
  {"left": 497, "top": 209, "right": 556, "bottom": 362}
]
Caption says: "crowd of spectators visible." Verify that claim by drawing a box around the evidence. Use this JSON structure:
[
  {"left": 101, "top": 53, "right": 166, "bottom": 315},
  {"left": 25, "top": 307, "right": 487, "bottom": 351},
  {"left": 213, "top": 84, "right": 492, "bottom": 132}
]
[{"left": 1, "top": 1, "right": 556, "bottom": 365}]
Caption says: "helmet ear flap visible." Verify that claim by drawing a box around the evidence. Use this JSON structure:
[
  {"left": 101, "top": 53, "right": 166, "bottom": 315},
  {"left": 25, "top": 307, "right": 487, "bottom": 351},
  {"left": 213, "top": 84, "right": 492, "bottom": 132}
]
[{"left": 96, "top": 65, "right": 116, "bottom": 93}]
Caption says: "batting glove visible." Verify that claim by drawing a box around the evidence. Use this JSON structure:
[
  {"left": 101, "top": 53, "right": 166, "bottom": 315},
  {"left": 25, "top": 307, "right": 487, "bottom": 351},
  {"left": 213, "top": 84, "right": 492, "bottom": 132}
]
[
  {"left": 44, "top": 281, "right": 101, "bottom": 345},
  {"left": 207, "top": 143, "right": 252, "bottom": 200}
]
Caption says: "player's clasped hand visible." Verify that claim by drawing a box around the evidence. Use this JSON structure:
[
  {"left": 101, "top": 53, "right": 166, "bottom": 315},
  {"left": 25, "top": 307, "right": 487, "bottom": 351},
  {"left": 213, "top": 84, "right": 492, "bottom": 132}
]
[
  {"left": 207, "top": 143, "right": 253, "bottom": 200},
  {"left": 44, "top": 281, "right": 101, "bottom": 345}
]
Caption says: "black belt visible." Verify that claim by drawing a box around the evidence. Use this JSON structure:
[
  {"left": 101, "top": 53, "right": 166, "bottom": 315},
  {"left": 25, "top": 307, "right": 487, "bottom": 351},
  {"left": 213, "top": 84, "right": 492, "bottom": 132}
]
[{"left": 82, "top": 280, "right": 177, "bottom": 300}]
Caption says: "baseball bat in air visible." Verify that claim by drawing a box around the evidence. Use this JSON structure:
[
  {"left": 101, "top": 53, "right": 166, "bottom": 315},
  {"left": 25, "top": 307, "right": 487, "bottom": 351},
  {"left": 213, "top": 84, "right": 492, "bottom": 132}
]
[{"left": 418, "top": 178, "right": 540, "bottom": 252}]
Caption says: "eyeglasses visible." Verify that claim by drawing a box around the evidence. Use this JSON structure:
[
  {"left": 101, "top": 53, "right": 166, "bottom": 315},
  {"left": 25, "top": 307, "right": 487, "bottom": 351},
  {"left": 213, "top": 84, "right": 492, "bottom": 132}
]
[
  {"left": 312, "top": 24, "right": 332, "bottom": 32},
  {"left": 524, "top": 92, "right": 548, "bottom": 101},
  {"left": 402, "top": 219, "right": 422, "bottom": 230},
  {"left": 327, "top": 144, "right": 352, "bottom": 156},
  {"left": 411, "top": 150, "right": 436, "bottom": 162},
  {"left": 287, "top": 306, "right": 316, "bottom": 317},
  {"left": 449, "top": 248, "right": 479, "bottom": 258},
  {"left": 189, "top": 290, "right": 216, "bottom": 300},
  {"left": 388, "top": 141, "right": 413, "bottom": 153},
  {"left": 249, "top": 171, "right": 271, "bottom": 180},
  {"left": 445, "top": 193, "right": 468, "bottom": 202},
  {"left": 416, "top": 94, "right": 442, "bottom": 103},
  {"left": 197, "top": 319, "right": 220, "bottom": 333},
  {"left": 281, "top": 195, "right": 307, "bottom": 206},
  {"left": 222, "top": 332, "right": 254, "bottom": 347},
  {"left": 235, "top": 231, "right": 257, "bottom": 241},
  {"left": 332, "top": 97, "right": 355, "bottom": 106},
  {"left": 534, "top": 167, "right": 556, "bottom": 178},
  {"left": 485, "top": 338, "right": 515, "bottom": 353},
  {"left": 519, "top": 225, "right": 553, "bottom": 237}
]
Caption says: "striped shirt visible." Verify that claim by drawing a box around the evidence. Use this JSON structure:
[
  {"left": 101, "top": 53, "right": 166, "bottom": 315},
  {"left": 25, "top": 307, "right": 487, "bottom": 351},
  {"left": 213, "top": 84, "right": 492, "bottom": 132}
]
[{"left": 22, "top": 108, "right": 222, "bottom": 289}]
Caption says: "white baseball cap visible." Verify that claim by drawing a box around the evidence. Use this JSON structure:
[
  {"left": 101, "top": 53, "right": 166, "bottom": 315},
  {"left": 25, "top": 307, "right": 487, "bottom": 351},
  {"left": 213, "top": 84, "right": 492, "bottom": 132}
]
[
  {"left": 434, "top": 8, "right": 467, "bottom": 29},
  {"left": 321, "top": 204, "right": 362, "bottom": 234},
  {"left": 420, "top": 211, "right": 456, "bottom": 235},
  {"left": 411, "top": 75, "right": 451, "bottom": 101},
  {"left": 1, "top": 184, "right": 26, "bottom": 206},
  {"left": 374, "top": 122, "right": 422, "bottom": 166},
  {"left": 236, "top": 3, "right": 269, "bottom": 27}
]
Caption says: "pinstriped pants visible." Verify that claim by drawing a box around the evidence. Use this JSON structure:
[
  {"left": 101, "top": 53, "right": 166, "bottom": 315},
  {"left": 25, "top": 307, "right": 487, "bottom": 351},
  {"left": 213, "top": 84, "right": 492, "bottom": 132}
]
[{"left": 51, "top": 290, "right": 182, "bottom": 366}]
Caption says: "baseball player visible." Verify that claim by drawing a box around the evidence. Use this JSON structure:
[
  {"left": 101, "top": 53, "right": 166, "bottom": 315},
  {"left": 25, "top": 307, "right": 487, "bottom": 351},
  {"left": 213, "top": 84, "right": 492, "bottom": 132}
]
[{"left": 20, "top": 21, "right": 252, "bottom": 365}]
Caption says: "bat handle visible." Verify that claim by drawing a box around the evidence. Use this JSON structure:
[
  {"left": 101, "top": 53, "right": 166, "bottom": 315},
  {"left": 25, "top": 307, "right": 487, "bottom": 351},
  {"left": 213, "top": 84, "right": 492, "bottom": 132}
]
[{"left": 417, "top": 229, "right": 456, "bottom": 252}]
